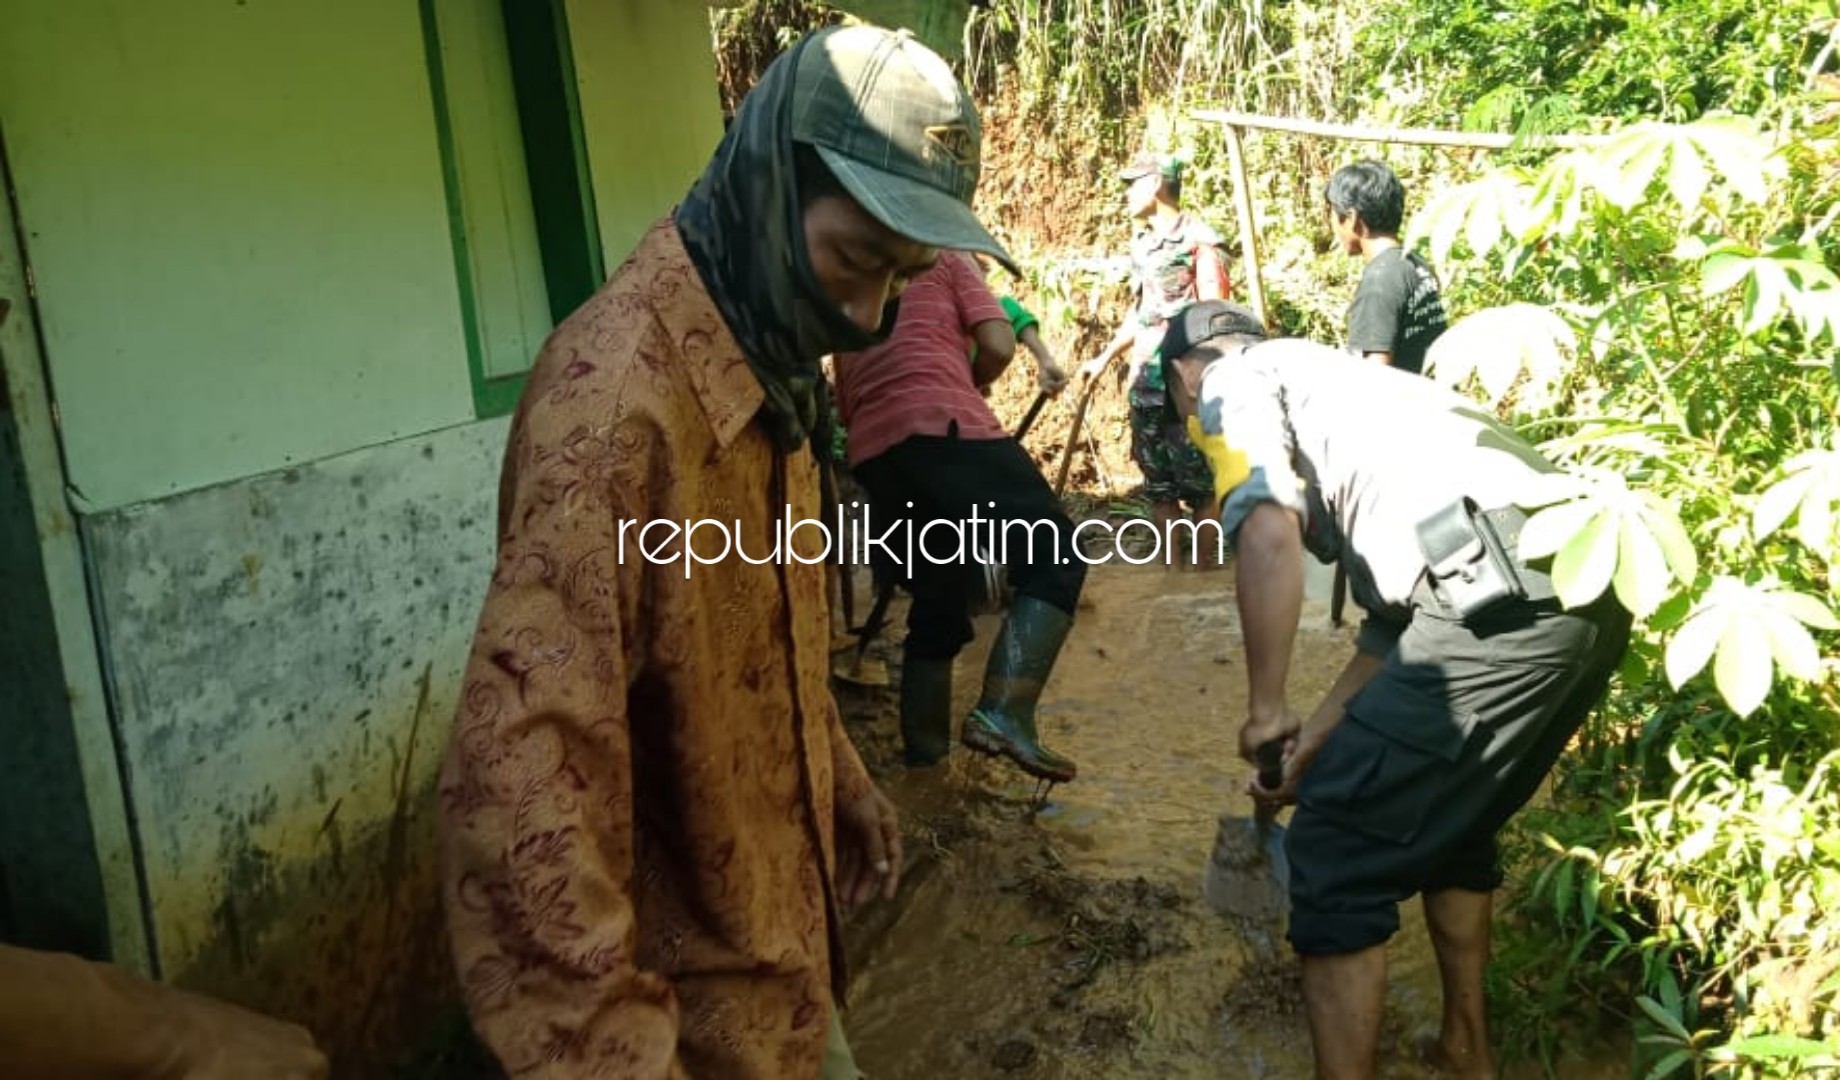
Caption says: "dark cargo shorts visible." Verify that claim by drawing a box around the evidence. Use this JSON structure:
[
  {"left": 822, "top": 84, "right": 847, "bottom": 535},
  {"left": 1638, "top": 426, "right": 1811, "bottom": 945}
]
[{"left": 1284, "top": 581, "right": 1632, "bottom": 956}]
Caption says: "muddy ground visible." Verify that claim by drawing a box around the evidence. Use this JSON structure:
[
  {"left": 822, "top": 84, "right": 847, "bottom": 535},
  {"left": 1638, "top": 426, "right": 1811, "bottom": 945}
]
[{"left": 830, "top": 558, "right": 1628, "bottom": 1080}]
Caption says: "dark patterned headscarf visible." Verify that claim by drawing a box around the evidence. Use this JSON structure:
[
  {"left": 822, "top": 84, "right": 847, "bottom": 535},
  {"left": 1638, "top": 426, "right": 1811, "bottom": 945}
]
[{"left": 677, "top": 33, "right": 889, "bottom": 452}]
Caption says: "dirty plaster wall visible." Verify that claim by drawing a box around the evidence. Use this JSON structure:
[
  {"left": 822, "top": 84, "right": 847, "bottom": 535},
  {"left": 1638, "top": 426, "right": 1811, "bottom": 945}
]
[{"left": 82, "top": 417, "right": 507, "bottom": 1072}]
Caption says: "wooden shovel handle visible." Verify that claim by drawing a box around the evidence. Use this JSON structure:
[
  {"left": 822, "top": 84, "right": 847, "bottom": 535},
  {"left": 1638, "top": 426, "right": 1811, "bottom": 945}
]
[
  {"left": 1014, "top": 391, "right": 1049, "bottom": 442},
  {"left": 1255, "top": 739, "right": 1285, "bottom": 792},
  {"left": 1053, "top": 359, "right": 1115, "bottom": 498}
]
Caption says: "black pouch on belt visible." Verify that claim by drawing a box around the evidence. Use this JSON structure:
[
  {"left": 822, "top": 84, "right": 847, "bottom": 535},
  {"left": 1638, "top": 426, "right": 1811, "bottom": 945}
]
[{"left": 1414, "top": 497, "right": 1527, "bottom": 618}]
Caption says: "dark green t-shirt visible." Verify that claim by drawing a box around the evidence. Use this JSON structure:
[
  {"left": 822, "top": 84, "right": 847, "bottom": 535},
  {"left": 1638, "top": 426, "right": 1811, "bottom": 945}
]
[{"left": 1346, "top": 248, "right": 1448, "bottom": 376}]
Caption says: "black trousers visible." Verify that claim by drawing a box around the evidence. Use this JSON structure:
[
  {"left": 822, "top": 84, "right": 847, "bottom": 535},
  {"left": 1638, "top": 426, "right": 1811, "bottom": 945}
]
[
  {"left": 1285, "top": 580, "right": 1632, "bottom": 955},
  {"left": 852, "top": 432, "right": 1086, "bottom": 661}
]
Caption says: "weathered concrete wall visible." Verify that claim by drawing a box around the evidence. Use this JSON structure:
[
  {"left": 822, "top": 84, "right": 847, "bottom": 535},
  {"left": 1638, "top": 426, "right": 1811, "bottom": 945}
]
[{"left": 82, "top": 417, "right": 508, "bottom": 1074}]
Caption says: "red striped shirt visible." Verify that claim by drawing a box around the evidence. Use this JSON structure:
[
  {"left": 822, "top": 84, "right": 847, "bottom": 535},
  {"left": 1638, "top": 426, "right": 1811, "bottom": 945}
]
[{"left": 833, "top": 251, "right": 1010, "bottom": 466}]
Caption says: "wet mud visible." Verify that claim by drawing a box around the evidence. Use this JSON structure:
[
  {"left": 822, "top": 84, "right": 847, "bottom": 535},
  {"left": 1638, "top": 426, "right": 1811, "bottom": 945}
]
[{"left": 835, "top": 562, "right": 1627, "bottom": 1079}]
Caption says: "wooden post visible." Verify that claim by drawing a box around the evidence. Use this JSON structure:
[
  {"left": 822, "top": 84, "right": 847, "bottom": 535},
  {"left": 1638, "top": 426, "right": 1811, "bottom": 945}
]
[{"left": 1220, "top": 122, "right": 1269, "bottom": 329}]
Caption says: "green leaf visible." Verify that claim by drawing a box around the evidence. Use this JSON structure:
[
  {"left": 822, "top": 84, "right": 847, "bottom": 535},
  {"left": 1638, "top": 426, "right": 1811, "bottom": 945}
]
[
  {"left": 1700, "top": 251, "right": 1753, "bottom": 297},
  {"left": 1643, "top": 1048, "right": 1694, "bottom": 1080},
  {"left": 1719, "top": 1034, "right": 1840, "bottom": 1060},
  {"left": 1753, "top": 471, "right": 1814, "bottom": 542},
  {"left": 1521, "top": 164, "right": 1568, "bottom": 241},
  {"left": 1638, "top": 494, "right": 1698, "bottom": 584},
  {"left": 1770, "top": 589, "right": 1840, "bottom": 631},
  {"left": 1614, "top": 515, "right": 1674, "bottom": 618},
  {"left": 1521, "top": 499, "right": 1601, "bottom": 561},
  {"left": 1648, "top": 592, "right": 1693, "bottom": 632},
  {"left": 1552, "top": 506, "right": 1619, "bottom": 608},
  {"left": 1714, "top": 614, "right": 1774, "bottom": 716},
  {"left": 1596, "top": 129, "right": 1667, "bottom": 210},
  {"left": 1424, "top": 303, "right": 1578, "bottom": 408},
  {"left": 1657, "top": 969, "right": 1683, "bottom": 1017},
  {"left": 1636, "top": 995, "right": 1693, "bottom": 1042},
  {"left": 1661, "top": 139, "right": 1710, "bottom": 214},
  {"left": 1666, "top": 605, "right": 1726, "bottom": 689},
  {"left": 1619, "top": 644, "right": 1653, "bottom": 683},
  {"left": 1788, "top": 286, "right": 1840, "bottom": 345},
  {"left": 1553, "top": 858, "right": 1576, "bottom": 918},
  {"left": 1426, "top": 187, "right": 1469, "bottom": 266},
  {"left": 1464, "top": 186, "right": 1506, "bottom": 261},
  {"left": 1686, "top": 116, "right": 1775, "bottom": 205},
  {"left": 1422, "top": 178, "right": 1524, "bottom": 265},
  {"left": 1759, "top": 607, "right": 1821, "bottom": 681},
  {"left": 1743, "top": 258, "right": 1791, "bottom": 337},
  {"left": 1795, "top": 489, "right": 1835, "bottom": 555}
]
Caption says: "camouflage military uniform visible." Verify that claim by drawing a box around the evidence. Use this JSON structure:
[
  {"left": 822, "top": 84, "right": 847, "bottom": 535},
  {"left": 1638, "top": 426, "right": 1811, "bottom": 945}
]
[{"left": 1127, "top": 211, "right": 1226, "bottom": 506}]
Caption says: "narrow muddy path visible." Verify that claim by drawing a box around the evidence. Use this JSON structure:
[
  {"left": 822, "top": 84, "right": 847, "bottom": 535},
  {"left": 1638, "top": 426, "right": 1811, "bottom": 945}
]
[{"left": 835, "top": 562, "right": 1626, "bottom": 1079}]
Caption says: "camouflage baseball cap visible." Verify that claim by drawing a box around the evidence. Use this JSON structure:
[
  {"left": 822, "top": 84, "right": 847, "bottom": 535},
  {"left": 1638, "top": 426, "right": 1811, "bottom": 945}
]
[
  {"left": 792, "top": 25, "right": 1019, "bottom": 276},
  {"left": 1119, "top": 152, "right": 1182, "bottom": 183}
]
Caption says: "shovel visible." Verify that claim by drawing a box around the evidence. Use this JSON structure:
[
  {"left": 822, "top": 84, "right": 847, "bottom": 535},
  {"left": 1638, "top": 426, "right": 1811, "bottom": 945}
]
[
  {"left": 1014, "top": 390, "right": 1050, "bottom": 442},
  {"left": 1203, "top": 740, "right": 1291, "bottom": 926}
]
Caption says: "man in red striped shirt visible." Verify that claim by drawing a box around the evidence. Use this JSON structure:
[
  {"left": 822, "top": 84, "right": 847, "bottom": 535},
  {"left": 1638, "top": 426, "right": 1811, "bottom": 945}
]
[{"left": 835, "top": 251, "right": 1085, "bottom": 782}]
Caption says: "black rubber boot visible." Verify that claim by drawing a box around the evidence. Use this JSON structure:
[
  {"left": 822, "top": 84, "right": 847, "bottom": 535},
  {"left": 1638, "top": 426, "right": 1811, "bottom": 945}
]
[
  {"left": 899, "top": 650, "right": 955, "bottom": 766},
  {"left": 960, "top": 596, "right": 1078, "bottom": 782}
]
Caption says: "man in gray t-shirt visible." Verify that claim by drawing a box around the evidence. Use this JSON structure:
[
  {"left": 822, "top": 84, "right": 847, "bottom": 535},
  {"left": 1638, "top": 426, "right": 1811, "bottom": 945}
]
[
  {"left": 1328, "top": 160, "right": 1448, "bottom": 376},
  {"left": 1159, "top": 301, "right": 1629, "bottom": 1080}
]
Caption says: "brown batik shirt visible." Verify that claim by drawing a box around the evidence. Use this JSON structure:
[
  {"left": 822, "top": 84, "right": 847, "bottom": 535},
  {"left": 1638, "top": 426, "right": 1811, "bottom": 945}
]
[{"left": 438, "top": 218, "right": 875, "bottom": 1079}]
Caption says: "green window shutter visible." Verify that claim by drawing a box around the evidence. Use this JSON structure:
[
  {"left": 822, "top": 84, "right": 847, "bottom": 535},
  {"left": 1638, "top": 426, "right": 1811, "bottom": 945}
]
[{"left": 422, "top": 0, "right": 604, "bottom": 419}]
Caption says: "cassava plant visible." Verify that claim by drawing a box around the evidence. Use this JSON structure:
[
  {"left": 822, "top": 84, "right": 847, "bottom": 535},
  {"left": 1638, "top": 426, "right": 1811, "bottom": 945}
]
[{"left": 1411, "top": 90, "right": 1840, "bottom": 1076}]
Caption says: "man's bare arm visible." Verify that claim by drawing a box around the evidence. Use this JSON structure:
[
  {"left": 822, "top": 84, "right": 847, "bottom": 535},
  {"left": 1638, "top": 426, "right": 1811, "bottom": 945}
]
[{"left": 1235, "top": 501, "right": 1305, "bottom": 760}]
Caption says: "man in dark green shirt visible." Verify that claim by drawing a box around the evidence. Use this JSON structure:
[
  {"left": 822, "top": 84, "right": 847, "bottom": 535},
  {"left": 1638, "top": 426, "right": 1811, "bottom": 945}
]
[{"left": 1327, "top": 160, "right": 1448, "bottom": 376}]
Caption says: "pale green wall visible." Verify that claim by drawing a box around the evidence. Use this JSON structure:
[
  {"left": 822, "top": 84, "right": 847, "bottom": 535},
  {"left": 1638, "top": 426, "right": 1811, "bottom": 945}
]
[
  {"left": 0, "top": 0, "right": 727, "bottom": 513},
  {"left": 0, "top": 0, "right": 474, "bottom": 512},
  {"left": 568, "top": 0, "right": 725, "bottom": 269}
]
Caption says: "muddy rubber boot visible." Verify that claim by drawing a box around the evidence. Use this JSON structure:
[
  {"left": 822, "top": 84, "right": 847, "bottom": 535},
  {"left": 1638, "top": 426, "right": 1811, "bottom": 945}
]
[
  {"left": 899, "top": 650, "right": 955, "bottom": 767},
  {"left": 961, "top": 596, "right": 1078, "bottom": 782}
]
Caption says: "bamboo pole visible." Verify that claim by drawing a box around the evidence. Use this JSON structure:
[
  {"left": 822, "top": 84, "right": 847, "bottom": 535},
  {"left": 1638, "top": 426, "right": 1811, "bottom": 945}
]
[
  {"left": 1190, "top": 109, "right": 1609, "bottom": 150},
  {"left": 1219, "top": 122, "right": 1268, "bottom": 329}
]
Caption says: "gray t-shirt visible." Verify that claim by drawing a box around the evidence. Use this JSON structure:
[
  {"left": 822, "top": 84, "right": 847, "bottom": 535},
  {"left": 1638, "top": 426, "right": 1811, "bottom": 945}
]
[
  {"left": 1190, "top": 339, "right": 1561, "bottom": 653},
  {"left": 1346, "top": 248, "right": 1447, "bottom": 376}
]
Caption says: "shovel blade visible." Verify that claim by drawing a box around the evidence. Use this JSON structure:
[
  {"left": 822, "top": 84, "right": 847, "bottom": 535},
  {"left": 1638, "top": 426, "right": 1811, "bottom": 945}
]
[{"left": 1203, "top": 812, "right": 1290, "bottom": 923}]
